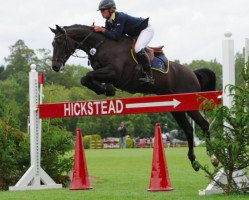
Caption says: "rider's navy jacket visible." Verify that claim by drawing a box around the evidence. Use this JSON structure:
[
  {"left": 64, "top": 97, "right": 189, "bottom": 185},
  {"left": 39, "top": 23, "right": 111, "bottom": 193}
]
[{"left": 103, "top": 12, "right": 149, "bottom": 40}]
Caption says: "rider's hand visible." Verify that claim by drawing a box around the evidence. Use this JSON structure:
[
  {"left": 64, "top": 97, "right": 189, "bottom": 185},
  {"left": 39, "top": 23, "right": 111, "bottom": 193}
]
[{"left": 94, "top": 26, "right": 106, "bottom": 33}]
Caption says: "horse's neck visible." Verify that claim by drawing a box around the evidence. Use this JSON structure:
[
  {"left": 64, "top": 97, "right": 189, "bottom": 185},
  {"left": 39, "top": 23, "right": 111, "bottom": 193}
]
[{"left": 69, "top": 27, "right": 104, "bottom": 52}]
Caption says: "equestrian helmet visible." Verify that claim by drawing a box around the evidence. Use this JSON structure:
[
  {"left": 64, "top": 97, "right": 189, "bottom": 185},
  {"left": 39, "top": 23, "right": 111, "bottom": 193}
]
[{"left": 98, "top": 0, "right": 116, "bottom": 10}]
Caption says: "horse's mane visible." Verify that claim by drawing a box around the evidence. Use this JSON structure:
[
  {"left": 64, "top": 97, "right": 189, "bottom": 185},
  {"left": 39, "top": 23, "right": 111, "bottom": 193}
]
[
  {"left": 63, "top": 24, "right": 132, "bottom": 42},
  {"left": 62, "top": 24, "right": 132, "bottom": 46},
  {"left": 63, "top": 24, "right": 92, "bottom": 31},
  {"left": 62, "top": 24, "right": 108, "bottom": 41}
]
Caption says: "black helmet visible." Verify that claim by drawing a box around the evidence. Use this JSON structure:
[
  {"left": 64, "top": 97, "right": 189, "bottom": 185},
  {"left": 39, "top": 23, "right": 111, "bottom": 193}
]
[{"left": 98, "top": 0, "right": 116, "bottom": 10}]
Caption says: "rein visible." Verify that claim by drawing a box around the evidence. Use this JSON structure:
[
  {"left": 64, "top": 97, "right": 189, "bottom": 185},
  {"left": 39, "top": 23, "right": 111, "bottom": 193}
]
[
  {"left": 53, "top": 27, "right": 103, "bottom": 64},
  {"left": 69, "top": 31, "right": 94, "bottom": 58}
]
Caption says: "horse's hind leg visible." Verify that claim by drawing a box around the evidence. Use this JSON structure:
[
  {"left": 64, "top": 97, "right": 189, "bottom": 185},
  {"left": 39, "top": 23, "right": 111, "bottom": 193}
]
[
  {"left": 187, "top": 111, "right": 209, "bottom": 133},
  {"left": 187, "top": 111, "right": 220, "bottom": 166},
  {"left": 187, "top": 111, "right": 210, "bottom": 152},
  {"left": 171, "top": 112, "right": 199, "bottom": 171}
]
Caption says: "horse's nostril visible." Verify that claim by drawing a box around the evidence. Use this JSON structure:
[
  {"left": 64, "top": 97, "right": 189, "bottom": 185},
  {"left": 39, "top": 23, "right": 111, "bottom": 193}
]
[{"left": 52, "top": 65, "right": 60, "bottom": 72}]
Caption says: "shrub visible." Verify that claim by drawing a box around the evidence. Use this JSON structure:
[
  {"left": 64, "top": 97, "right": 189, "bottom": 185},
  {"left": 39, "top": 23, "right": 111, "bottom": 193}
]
[
  {"left": 126, "top": 138, "right": 134, "bottom": 148},
  {"left": 0, "top": 120, "right": 29, "bottom": 190},
  {"left": 41, "top": 122, "right": 74, "bottom": 187},
  {"left": 91, "top": 134, "right": 101, "bottom": 141},
  {"left": 0, "top": 120, "right": 74, "bottom": 189},
  {"left": 83, "top": 135, "right": 91, "bottom": 149},
  {"left": 83, "top": 134, "right": 102, "bottom": 149}
]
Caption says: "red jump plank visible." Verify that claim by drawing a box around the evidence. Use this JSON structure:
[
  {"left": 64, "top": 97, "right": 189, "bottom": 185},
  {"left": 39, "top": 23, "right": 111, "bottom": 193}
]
[{"left": 39, "top": 91, "right": 222, "bottom": 119}]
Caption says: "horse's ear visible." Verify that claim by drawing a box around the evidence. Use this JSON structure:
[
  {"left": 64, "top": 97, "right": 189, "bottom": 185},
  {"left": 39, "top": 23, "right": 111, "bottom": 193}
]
[
  {"left": 56, "top": 25, "right": 65, "bottom": 33},
  {"left": 49, "top": 27, "right": 57, "bottom": 34}
]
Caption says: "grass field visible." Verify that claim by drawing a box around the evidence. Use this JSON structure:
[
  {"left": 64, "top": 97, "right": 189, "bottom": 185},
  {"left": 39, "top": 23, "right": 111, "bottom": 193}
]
[{"left": 0, "top": 147, "right": 248, "bottom": 200}]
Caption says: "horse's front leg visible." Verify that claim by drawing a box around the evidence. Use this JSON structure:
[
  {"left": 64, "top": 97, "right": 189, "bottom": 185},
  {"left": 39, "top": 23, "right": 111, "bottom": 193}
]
[
  {"left": 81, "top": 74, "right": 106, "bottom": 95},
  {"left": 81, "top": 67, "right": 116, "bottom": 96}
]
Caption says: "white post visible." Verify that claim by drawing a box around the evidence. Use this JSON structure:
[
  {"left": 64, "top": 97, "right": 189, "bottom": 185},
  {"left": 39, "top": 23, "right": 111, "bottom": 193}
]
[
  {"left": 222, "top": 32, "right": 235, "bottom": 107},
  {"left": 245, "top": 38, "right": 249, "bottom": 64},
  {"left": 199, "top": 33, "right": 249, "bottom": 195},
  {"left": 9, "top": 64, "right": 62, "bottom": 191}
]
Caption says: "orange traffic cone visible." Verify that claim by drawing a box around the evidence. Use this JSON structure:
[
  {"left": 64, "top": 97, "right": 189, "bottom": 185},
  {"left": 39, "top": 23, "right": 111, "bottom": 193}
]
[
  {"left": 70, "top": 128, "right": 92, "bottom": 190},
  {"left": 148, "top": 123, "right": 173, "bottom": 191}
]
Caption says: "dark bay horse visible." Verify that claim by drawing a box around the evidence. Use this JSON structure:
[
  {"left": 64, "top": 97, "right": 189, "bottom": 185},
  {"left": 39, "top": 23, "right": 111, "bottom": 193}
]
[{"left": 50, "top": 24, "right": 216, "bottom": 171}]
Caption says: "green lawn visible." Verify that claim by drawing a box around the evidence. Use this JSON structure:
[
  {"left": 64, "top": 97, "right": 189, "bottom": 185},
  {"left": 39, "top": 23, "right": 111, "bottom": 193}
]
[{"left": 0, "top": 147, "right": 248, "bottom": 200}]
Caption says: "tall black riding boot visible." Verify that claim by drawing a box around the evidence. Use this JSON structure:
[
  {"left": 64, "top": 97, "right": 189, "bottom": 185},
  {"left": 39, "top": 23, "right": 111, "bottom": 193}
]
[{"left": 136, "top": 49, "right": 154, "bottom": 84}]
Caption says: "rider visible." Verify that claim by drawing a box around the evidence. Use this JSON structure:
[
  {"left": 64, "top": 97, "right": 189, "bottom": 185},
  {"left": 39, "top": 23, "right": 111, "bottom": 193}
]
[{"left": 93, "top": 0, "right": 155, "bottom": 84}]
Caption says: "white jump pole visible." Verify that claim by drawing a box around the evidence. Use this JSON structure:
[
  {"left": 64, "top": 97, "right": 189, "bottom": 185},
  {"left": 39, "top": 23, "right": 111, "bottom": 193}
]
[
  {"left": 9, "top": 64, "right": 62, "bottom": 191},
  {"left": 222, "top": 32, "right": 235, "bottom": 107},
  {"left": 199, "top": 33, "right": 249, "bottom": 195}
]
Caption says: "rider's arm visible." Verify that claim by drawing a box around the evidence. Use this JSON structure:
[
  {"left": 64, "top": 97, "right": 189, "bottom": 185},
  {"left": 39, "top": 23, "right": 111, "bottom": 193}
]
[{"left": 103, "top": 13, "right": 126, "bottom": 41}]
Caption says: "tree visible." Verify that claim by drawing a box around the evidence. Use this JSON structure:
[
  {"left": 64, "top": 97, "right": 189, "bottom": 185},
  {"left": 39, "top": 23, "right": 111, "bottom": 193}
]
[
  {"left": 197, "top": 64, "right": 249, "bottom": 194},
  {"left": 0, "top": 79, "right": 26, "bottom": 129},
  {"left": 2, "top": 40, "right": 38, "bottom": 85},
  {"left": 235, "top": 52, "right": 245, "bottom": 86},
  {"left": 0, "top": 65, "right": 4, "bottom": 80},
  {"left": 41, "top": 64, "right": 91, "bottom": 89},
  {"left": 35, "top": 48, "right": 52, "bottom": 72},
  {"left": 0, "top": 120, "right": 29, "bottom": 189}
]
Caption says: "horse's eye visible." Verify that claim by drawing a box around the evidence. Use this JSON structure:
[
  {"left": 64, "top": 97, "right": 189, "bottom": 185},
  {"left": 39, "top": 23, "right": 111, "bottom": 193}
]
[{"left": 54, "top": 38, "right": 63, "bottom": 45}]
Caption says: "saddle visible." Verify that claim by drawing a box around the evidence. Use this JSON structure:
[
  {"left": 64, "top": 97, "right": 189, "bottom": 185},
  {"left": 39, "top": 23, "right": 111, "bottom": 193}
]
[
  {"left": 131, "top": 41, "right": 169, "bottom": 74},
  {"left": 131, "top": 40, "right": 164, "bottom": 61},
  {"left": 145, "top": 46, "right": 164, "bottom": 61}
]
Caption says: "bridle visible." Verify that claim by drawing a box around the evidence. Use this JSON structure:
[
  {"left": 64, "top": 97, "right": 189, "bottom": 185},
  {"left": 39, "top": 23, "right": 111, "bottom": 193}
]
[{"left": 52, "top": 27, "right": 94, "bottom": 65}]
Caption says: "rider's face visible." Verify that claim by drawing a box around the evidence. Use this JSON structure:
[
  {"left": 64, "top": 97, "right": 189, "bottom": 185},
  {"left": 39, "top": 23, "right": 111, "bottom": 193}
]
[{"left": 100, "top": 9, "right": 111, "bottom": 19}]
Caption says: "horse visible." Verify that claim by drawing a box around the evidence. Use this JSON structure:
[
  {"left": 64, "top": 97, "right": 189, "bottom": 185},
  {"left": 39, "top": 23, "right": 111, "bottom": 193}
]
[{"left": 50, "top": 24, "right": 216, "bottom": 171}]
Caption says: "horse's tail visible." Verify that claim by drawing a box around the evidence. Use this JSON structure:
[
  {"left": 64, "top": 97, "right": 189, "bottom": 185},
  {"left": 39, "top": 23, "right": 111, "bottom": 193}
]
[{"left": 194, "top": 68, "right": 216, "bottom": 91}]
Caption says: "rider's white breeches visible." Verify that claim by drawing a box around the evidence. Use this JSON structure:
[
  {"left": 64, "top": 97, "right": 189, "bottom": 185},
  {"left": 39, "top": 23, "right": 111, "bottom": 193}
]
[{"left": 134, "top": 24, "right": 154, "bottom": 53}]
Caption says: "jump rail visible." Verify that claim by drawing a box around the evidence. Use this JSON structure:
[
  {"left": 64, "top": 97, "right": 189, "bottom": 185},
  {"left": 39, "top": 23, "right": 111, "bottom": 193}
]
[{"left": 39, "top": 91, "right": 222, "bottom": 119}]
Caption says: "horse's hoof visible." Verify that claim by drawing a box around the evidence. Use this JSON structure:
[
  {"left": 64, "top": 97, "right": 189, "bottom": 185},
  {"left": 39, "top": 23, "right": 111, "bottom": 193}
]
[
  {"left": 210, "top": 155, "right": 219, "bottom": 167},
  {"left": 192, "top": 161, "right": 200, "bottom": 172},
  {"left": 105, "top": 84, "right": 116, "bottom": 96},
  {"left": 80, "top": 76, "right": 87, "bottom": 86}
]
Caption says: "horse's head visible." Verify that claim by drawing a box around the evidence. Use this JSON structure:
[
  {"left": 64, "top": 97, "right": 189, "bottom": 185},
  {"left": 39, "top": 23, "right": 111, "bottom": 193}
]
[
  {"left": 50, "top": 24, "right": 104, "bottom": 72},
  {"left": 50, "top": 25, "right": 76, "bottom": 72}
]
